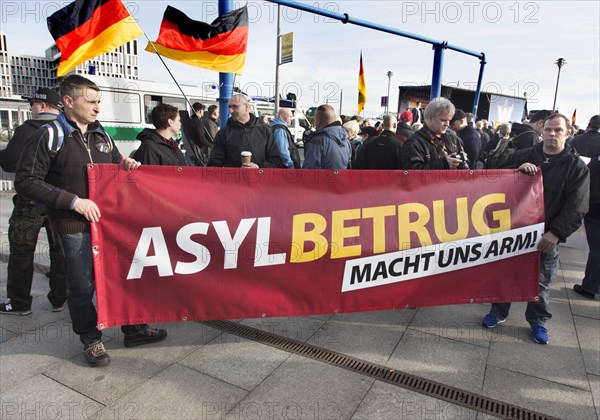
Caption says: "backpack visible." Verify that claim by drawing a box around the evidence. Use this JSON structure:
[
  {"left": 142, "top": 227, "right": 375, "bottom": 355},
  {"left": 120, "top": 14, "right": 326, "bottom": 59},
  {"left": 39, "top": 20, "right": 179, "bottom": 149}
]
[
  {"left": 482, "top": 132, "right": 526, "bottom": 169},
  {"left": 271, "top": 124, "right": 301, "bottom": 169}
]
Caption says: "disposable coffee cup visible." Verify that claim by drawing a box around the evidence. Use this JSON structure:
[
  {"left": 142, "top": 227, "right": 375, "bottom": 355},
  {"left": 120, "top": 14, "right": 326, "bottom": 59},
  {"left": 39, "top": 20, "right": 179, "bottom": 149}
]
[{"left": 241, "top": 151, "right": 252, "bottom": 164}]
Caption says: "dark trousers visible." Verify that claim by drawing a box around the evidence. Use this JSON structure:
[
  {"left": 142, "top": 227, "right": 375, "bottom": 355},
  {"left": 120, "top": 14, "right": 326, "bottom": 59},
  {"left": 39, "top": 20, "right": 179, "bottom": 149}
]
[
  {"left": 6, "top": 195, "right": 66, "bottom": 309},
  {"left": 582, "top": 217, "right": 600, "bottom": 294}
]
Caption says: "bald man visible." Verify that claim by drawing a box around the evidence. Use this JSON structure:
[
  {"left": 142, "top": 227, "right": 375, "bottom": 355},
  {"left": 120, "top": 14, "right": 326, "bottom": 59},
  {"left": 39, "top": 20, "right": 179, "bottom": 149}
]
[
  {"left": 302, "top": 104, "right": 351, "bottom": 169},
  {"left": 207, "top": 94, "right": 283, "bottom": 168},
  {"left": 270, "top": 108, "right": 300, "bottom": 168}
]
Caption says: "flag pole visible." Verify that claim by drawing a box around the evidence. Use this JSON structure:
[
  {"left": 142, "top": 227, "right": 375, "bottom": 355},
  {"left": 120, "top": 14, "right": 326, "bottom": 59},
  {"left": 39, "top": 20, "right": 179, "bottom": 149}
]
[{"left": 142, "top": 33, "right": 195, "bottom": 112}]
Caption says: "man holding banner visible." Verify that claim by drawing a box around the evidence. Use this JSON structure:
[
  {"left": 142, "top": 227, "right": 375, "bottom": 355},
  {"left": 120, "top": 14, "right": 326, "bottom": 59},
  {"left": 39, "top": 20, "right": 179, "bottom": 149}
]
[
  {"left": 15, "top": 75, "right": 167, "bottom": 367},
  {"left": 482, "top": 113, "right": 589, "bottom": 345}
]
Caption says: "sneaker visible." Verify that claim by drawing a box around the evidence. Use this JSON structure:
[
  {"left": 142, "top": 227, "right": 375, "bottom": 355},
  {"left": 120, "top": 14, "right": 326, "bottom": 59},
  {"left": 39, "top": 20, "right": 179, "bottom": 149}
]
[
  {"left": 531, "top": 326, "right": 549, "bottom": 344},
  {"left": 573, "top": 284, "right": 595, "bottom": 300},
  {"left": 482, "top": 314, "right": 505, "bottom": 329},
  {"left": 84, "top": 342, "right": 111, "bottom": 367},
  {"left": 51, "top": 302, "right": 66, "bottom": 312},
  {"left": 0, "top": 301, "right": 32, "bottom": 316},
  {"left": 124, "top": 326, "right": 167, "bottom": 348}
]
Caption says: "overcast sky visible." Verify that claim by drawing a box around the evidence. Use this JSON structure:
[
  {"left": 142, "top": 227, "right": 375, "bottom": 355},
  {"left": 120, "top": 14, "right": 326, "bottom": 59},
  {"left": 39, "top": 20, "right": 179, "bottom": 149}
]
[{"left": 1, "top": 1, "right": 599, "bottom": 124}]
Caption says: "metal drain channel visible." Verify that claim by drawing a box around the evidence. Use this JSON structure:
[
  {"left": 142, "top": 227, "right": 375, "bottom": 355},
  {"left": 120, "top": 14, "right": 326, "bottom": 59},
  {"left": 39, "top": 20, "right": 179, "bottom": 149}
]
[{"left": 202, "top": 320, "right": 557, "bottom": 420}]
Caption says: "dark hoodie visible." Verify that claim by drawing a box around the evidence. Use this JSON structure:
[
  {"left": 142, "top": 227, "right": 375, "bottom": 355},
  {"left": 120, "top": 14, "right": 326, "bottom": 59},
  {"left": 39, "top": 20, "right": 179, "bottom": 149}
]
[
  {"left": 302, "top": 121, "right": 351, "bottom": 169},
  {"left": 133, "top": 128, "right": 188, "bottom": 166},
  {"left": 207, "top": 114, "right": 283, "bottom": 168}
]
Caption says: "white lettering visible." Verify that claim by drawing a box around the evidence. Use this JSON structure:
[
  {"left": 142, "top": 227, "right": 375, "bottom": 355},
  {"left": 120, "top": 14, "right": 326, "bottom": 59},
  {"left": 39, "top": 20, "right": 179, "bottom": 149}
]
[
  {"left": 127, "top": 227, "right": 173, "bottom": 279},
  {"left": 174, "top": 222, "right": 211, "bottom": 275}
]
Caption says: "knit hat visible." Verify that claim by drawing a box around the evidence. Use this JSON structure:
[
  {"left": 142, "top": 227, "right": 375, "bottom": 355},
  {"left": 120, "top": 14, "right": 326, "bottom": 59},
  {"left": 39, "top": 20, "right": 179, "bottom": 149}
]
[
  {"left": 400, "top": 110, "right": 413, "bottom": 123},
  {"left": 450, "top": 109, "right": 466, "bottom": 123}
]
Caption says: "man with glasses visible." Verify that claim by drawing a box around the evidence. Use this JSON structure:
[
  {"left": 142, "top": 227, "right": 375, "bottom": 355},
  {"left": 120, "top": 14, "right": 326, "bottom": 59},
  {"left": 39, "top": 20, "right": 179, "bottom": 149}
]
[{"left": 0, "top": 88, "right": 66, "bottom": 316}]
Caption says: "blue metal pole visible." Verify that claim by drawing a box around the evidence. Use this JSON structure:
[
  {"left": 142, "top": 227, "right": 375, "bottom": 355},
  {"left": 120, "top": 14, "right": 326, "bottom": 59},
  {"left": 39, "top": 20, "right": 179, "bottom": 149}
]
[
  {"left": 218, "top": 0, "right": 234, "bottom": 128},
  {"left": 430, "top": 43, "right": 446, "bottom": 100},
  {"left": 472, "top": 54, "right": 486, "bottom": 117}
]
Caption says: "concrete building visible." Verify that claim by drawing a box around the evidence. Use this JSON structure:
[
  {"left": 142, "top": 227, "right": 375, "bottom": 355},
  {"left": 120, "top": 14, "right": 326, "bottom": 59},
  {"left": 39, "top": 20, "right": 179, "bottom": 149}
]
[{"left": 0, "top": 32, "right": 138, "bottom": 138}]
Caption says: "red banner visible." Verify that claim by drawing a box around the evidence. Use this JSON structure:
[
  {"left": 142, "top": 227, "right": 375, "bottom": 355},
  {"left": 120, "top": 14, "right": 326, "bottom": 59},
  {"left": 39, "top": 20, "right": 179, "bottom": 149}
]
[{"left": 88, "top": 166, "right": 544, "bottom": 329}]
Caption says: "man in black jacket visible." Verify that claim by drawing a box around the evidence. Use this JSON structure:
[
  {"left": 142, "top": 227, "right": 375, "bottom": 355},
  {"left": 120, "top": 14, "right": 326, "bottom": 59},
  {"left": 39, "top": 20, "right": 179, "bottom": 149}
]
[
  {"left": 450, "top": 110, "right": 480, "bottom": 169},
  {"left": 0, "top": 88, "right": 66, "bottom": 316},
  {"left": 354, "top": 114, "right": 402, "bottom": 169},
  {"left": 15, "top": 75, "right": 167, "bottom": 367},
  {"left": 508, "top": 110, "right": 553, "bottom": 150},
  {"left": 570, "top": 115, "right": 600, "bottom": 158},
  {"left": 395, "top": 110, "right": 414, "bottom": 142},
  {"left": 482, "top": 113, "right": 590, "bottom": 345},
  {"left": 208, "top": 94, "right": 283, "bottom": 168},
  {"left": 401, "top": 98, "right": 466, "bottom": 170}
]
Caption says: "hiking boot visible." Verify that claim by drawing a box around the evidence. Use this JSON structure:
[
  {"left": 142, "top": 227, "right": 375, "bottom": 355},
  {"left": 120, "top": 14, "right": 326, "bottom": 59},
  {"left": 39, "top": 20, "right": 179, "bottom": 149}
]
[
  {"left": 531, "top": 326, "right": 549, "bottom": 345},
  {"left": 0, "top": 300, "right": 32, "bottom": 316},
  {"left": 124, "top": 326, "right": 167, "bottom": 348},
  {"left": 482, "top": 314, "right": 505, "bottom": 329},
  {"left": 573, "top": 284, "right": 595, "bottom": 300},
  {"left": 84, "top": 342, "right": 110, "bottom": 367}
]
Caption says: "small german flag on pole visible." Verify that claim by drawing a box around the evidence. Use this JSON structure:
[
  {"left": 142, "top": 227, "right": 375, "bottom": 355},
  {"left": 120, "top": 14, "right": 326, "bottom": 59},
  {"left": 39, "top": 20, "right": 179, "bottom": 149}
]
[
  {"left": 146, "top": 6, "right": 248, "bottom": 76},
  {"left": 358, "top": 51, "right": 366, "bottom": 115},
  {"left": 47, "top": 0, "right": 142, "bottom": 77}
]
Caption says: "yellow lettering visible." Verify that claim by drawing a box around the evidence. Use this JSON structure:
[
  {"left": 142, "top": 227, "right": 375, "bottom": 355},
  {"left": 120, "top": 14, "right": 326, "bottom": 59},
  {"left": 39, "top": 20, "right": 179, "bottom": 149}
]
[
  {"left": 331, "top": 208, "right": 361, "bottom": 259},
  {"left": 363, "top": 205, "right": 396, "bottom": 254},
  {"left": 471, "top": 193, "right": 511, "bottom": 234},
  {"left": 433, "top": 198, "right": 469, "bottom": 242},
  {"left": 398, "top": 203, "right": 432, "bottom": 249},
  {"left": 290, "top": 213, "right": 329, "bottom": 263}
]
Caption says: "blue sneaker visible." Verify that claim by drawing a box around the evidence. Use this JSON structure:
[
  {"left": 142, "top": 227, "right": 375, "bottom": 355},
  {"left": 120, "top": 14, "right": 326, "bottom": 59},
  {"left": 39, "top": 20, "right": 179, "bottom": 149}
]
[
  {"left": 531, "top": 326, "right": 549, "bottom": 344},
  {"left": 482, "top": 314, "right": 505, "bottom": 329}
]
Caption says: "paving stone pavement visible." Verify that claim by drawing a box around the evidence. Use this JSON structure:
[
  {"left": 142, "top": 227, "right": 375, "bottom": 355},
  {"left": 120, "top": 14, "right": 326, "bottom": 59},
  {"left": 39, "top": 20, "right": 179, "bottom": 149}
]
[{"left": 0, "top": 191, "right": 598, "bottom": 419}]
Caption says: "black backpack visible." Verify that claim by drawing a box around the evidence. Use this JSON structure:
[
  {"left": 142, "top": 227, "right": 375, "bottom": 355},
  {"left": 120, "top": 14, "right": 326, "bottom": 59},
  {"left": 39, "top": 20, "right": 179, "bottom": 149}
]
[
  {"left": 483, "top": 132, "right": 526, "bottom": 169},
  {"left": 271, "top": 124, "right": 301, "bottom": 169}
]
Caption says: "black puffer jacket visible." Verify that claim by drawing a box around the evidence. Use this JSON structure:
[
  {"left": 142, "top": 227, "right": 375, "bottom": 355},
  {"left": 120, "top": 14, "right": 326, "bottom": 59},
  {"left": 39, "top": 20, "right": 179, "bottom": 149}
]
[
  {"left": 207, "top": 114, "right": 283, "bottom": 168},
  {"left": 504, "top": 142, "right": 590, "bottom": 242},
  {"left": 133, "top": 128, "right": 188, "bottom": 166}
]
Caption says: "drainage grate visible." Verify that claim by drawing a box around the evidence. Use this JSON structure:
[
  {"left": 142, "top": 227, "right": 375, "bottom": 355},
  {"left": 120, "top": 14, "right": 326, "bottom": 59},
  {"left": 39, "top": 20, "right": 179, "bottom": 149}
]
[{"left": 202, "top": 320, "right": 557, "bottom": 420}]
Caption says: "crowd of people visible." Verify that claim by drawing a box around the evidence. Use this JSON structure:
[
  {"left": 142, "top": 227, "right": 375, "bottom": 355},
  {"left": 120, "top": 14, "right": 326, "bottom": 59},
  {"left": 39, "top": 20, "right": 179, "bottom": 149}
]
[{"left": 0, "top": 74, "right": 597, "bottom": 367}]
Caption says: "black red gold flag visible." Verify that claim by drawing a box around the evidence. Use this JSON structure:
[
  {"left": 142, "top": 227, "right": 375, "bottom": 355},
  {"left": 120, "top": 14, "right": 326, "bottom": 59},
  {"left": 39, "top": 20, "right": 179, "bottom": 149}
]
[
  {"left": 47, "top": 0, "right": 142, "bottom": 77},
  {"left": 146, "top": 6, "right": 248, "bottom": 75},
  {"left": 358, "top": 51, "right": 366, "bottom": 114}
]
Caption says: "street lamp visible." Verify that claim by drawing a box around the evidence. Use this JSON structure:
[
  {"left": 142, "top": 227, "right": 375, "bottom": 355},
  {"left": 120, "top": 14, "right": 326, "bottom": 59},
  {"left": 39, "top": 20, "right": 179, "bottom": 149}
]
[
  {"left": 552, "top": 58, "right": 566, "bottom": 112},
  {"left": 386, "top": 71, "right": 393, "bottom": 114}
]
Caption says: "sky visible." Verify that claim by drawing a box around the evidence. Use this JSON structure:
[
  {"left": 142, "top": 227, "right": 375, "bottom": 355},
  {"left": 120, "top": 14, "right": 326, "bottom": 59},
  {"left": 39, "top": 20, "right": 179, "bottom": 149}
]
[{"left": 1, "top": 0, "right": 599, "bottom": 124}]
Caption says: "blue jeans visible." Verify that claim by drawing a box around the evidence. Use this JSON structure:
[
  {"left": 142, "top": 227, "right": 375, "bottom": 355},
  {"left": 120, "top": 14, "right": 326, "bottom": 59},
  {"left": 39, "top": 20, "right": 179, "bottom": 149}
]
[
  {"left": 490, "top": 246, "right": 559, "bottom": 327},
  {"left": 582, "top": 217, "right": 600, "bottom": 294},
  {"left": 56, "top": 232, "right": 146, "bottom": 347}
]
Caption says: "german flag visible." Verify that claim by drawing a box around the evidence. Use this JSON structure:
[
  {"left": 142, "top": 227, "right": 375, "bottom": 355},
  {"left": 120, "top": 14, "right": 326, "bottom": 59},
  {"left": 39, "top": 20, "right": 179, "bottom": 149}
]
[
  {"left": 146, "top": 6, "right": 248, "bottom": 75},
  {"left": 47, "top": 0, "right": 142, "bottom": 77},
  {"left": 358, "top": 51, "right": 366, "bottom": 114}
]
